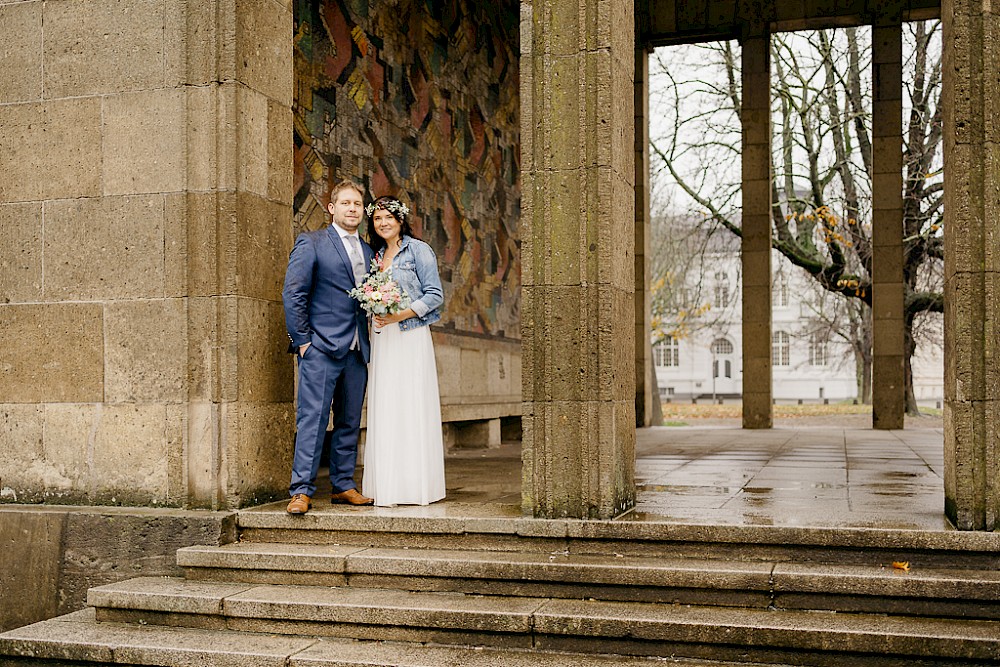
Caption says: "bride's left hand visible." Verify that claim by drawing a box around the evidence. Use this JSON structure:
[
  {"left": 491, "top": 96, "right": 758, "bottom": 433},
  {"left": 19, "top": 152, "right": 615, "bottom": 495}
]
[{"left": 374, "top": 313, "right": 402, "bottom": 328}]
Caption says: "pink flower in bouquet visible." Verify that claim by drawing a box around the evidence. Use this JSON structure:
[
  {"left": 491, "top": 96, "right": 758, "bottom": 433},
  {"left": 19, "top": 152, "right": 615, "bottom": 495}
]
[{"left": 348, "top": 258, "right": 411, "bottom": 317}]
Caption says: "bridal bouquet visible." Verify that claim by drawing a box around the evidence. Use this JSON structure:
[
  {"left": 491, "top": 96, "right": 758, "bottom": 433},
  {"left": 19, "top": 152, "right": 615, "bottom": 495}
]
[{"left": 349, "top": 259, "right": 411, "bottom": 316}]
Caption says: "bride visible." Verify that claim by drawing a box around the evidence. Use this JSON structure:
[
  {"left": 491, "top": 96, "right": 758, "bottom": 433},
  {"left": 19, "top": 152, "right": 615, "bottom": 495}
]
[{"left": 362, "top": 196, "right": 446, "bottom": 506}]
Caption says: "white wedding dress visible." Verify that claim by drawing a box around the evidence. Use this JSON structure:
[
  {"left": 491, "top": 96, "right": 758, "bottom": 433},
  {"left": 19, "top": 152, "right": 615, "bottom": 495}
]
[{"left": 362, "top": 322, "right": 446, "bottom": 506}]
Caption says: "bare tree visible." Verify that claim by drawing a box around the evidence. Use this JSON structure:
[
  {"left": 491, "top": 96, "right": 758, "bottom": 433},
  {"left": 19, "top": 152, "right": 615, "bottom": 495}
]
[
  {"left": 799, "top": 280, "right": 874, "bottom": 403},
  {"left": 649, "top": 187, "right": 740, "bottom": 345},
  {"left": 650, "top": 23, "right": 943, "bottom": 414}
]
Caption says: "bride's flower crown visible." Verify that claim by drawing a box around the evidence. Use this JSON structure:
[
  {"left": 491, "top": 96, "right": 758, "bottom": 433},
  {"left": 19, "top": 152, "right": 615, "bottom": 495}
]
[{"left": 365, "top": 199, "right": 411, "bottom": 218}]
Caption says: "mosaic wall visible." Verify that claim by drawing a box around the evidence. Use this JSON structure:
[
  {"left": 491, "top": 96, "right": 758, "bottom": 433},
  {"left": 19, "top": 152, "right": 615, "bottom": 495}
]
[{"left": 293, "top": 0, "right": 520, "bottom": 339}]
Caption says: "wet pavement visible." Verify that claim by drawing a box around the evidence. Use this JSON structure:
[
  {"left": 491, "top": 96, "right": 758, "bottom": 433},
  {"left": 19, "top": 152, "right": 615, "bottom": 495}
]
[
  {"left": 631, "top": 426, "right": 947, "bottom": 530},
  {"left": 306, "top": 425, "right": 949, "bottom": 531}
]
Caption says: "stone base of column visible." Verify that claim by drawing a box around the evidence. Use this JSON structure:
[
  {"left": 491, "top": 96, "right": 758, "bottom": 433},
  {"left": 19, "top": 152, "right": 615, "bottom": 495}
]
[{"left": 522, "top": 401, "right": 636, "bottom": 520}]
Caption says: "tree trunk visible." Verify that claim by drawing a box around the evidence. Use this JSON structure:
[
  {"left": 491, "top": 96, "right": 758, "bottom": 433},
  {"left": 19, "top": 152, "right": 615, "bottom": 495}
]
[
  {"left": 861, "top": 355, "right": 873, "bottom": 405},
  {"left": 904, "top": 316, "right": 920, "bottom": 415},
  {"left": 851, "top": 336, "right": 873, "bottom": 404},
  {"left": 849, "top": 301, "right": 874, "bottom": 404}
]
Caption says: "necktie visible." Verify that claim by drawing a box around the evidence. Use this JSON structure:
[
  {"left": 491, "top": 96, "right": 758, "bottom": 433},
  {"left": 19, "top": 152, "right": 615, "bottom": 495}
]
[
  {"left": 346, "top": 235, "right": 365, "bottom": 351},
  {"left": 347, "top": 235, "right": 365, "bottom": 286}
]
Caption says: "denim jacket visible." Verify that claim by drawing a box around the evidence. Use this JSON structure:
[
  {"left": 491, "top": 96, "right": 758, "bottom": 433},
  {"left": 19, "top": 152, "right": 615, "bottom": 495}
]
[{"left": 378, "top": 235, "right": 444, "bottom": 331}]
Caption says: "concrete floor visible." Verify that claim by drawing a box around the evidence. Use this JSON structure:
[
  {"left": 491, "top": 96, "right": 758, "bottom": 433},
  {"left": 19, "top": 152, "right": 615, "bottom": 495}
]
[
  {"left": 631, "top": 426, "right": 947, "bottom": 530},
  {"left": 303, "top": 425, "right": 951, "bottom": 532}
]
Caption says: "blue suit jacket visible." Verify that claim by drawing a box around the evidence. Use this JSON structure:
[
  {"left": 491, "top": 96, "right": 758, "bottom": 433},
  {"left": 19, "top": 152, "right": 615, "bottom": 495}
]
[{"left": 282, "top": 226, "right": 374, "bottom": 363}]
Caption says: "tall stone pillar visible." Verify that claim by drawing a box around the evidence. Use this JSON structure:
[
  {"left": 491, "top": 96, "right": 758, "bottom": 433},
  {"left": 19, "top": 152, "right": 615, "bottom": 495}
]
[
  {"left": 942, "top": 0, "right": 1000, "bottom": 530},
  {"left": 635, "top": 46, "right": 656, "bottom": 428},
  {"left": 740, "top": 29, "right": 773, "bottom": 429},
  {"left": 520, "top": 0, "right": 637, "bottom": 519},
  {"left": 0, "top": 0, "right": 294, "bottom": 510},
  {"left": 182, "top": 0, "right": 295, "bottom": 508},
  {"left": 871, "top": 23, "right": 906, "bottom": 430}
]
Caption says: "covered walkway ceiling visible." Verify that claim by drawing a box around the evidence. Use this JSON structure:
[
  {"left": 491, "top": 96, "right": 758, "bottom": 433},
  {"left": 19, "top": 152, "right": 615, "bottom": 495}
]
[{"left": 638, "top": 0, "right": 942, "bottom": 45}]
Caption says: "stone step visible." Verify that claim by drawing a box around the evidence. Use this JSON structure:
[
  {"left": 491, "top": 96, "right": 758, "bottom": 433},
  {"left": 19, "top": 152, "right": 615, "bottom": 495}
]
[
  {"left": 234, "top": 506, "right": 1000, "bottom": 569},
  {"left": 0, "top": 609, "right": 751, "bottom": 667},
  {"left": 83, "top": 577, "right": 1000, "bottom": 665},
  {"left": 0, "top": 609, "right": 314, "bottom": 667},
  {"left": 176, "top": 542, "right": 1000, "bottom": 618}
]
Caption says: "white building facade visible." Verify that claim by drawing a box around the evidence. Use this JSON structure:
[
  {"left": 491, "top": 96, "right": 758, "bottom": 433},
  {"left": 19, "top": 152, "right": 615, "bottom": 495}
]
[{"left": 654, "top": 250, "right": 943, "bottom": 404}]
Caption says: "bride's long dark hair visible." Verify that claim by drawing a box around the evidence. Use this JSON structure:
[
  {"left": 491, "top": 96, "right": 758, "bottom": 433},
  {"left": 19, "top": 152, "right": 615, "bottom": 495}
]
[{"left": 367, "top": 196, "right": 417, "bottom": 256}]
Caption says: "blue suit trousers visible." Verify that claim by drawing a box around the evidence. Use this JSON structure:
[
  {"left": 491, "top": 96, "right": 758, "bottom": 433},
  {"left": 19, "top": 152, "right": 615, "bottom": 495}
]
[{"left": 289, "top": 346, "right": 368, "bottom": 497}]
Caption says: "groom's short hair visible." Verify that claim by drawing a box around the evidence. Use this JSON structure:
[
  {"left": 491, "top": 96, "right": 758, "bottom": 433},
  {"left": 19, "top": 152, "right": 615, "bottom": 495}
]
[{"left": 330, "top": 179, "right": 365, "bottom": 202}]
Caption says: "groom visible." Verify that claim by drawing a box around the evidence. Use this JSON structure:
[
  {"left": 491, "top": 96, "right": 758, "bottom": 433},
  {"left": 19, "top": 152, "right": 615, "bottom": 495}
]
[{"left": 282, "top": 180, "right": 375, "bottom": 514}]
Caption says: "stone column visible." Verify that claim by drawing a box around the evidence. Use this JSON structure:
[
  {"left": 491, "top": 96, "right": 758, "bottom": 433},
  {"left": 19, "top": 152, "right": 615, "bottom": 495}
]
[
  {"left": 635, "top": 46, "right": 656, "bottom": 428},
  {"left": 942, "top": 0, "right": 1000, "bottom": 530},
  {"left": 0, "top": 0, "right": 294, "bottom": 510},
  {"left": 520, "top": 0, "right": 637, "bottom": 519},
  {"left": 182, "top": 0, "right": 295, "bottom": 508},
  {"left": 871, "top": 23, "right": 906, "bottom": 430},
  {"left": 740, "top": 29, "right": 773, "bottom": 429}
]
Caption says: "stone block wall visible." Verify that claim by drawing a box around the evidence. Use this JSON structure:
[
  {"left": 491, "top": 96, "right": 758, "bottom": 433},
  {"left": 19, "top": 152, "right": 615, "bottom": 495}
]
[
  {"left": 0, "top": 505, "right": 234, "bottom": 633},
  {"left": 0, "top": 0, "right": 295, "bottom": 509},
  {"left": 434, "top": 331, "right": 520, "bottom": 423}
]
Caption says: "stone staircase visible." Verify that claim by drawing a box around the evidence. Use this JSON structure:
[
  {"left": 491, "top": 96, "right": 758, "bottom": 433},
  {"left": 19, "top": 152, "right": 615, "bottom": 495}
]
[{"left": 3, "top": 506, "right": 1000, "bottom": 666}]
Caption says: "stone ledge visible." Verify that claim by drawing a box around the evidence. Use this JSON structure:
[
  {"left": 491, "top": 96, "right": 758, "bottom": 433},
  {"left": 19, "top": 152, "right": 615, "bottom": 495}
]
[
  {"left": 292, "top": 637, "right": 708, "bottom": 666},
  {"left": 180, "top": 543, "right": 772, "bottom": 589},
  {"left": 176, "top": 542, "right": 1000, "bottom": 617},
  {"left": 233, "top": 503, "right": 1000, "bottom": 554},
  {"left": 533, "top": 598, "right": 1000, "bottom": 661},
  {"left": 0, "top": 609, "right": 317, "bottom": 667},
  {"left": 0, "top": 610, "right": 749, "bottom": 667},
  {"left": 87, "top": 578, "right": 254, "bottom": 617},
  {"left": 71, "top": 577, "right": 1000, "bottom": 662},
  {"left": 178, "top": 543, "right": 364, "bottom": 574}
]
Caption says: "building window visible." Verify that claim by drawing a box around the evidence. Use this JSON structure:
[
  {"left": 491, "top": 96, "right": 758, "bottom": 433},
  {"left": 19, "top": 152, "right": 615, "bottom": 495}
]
[
  {"left": 711, "top": 338, "right": 734, "bottom": 379},
  {"left": 772, "top": 331, "right": 790, "bottom": 366},
  {"left": 713, "top": 359, "right": 732, "bottom": 378},
  {"left": 711, "top": 338, "right": 734, "bottom": 355},
  {"left": 809, "top": 333, "right": 829, "bottom": 366},
  {"left": 714, "top": 272, "right": 730, "bottom": 307},
  {"left": 654, "top": 336, "right": 680, "bottom": 367},
  {"left": 773, "top": 273, "right": 789, "bottom": 308}
]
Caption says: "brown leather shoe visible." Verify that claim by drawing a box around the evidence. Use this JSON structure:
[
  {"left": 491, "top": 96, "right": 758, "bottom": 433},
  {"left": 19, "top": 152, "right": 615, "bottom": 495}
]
[
  {"left": 331, "top": 488, "right": 374, "bottom": 505},
  {"left": 286, "top": 494, "right": 311, "bottom": 514}
]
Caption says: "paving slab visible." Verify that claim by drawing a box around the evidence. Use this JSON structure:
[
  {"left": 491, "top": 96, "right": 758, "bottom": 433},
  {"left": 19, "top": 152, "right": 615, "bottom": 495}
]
[
  {"left": 177, "top": 543, "right": 365, "bottom": 573},
  {"left": 88, "top": 578, "right": 254, "bottom": 615}
]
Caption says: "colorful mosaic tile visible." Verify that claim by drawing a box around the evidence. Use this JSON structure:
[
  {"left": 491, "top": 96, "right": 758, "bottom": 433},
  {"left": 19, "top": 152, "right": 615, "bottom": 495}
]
[{"left": 293, "top": 0, "right": 520, "bottom": 339}]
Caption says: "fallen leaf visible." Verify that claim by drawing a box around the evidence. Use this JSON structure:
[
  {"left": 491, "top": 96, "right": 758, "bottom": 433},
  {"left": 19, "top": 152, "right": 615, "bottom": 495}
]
[{"left": 892, "top": 561, "right": 910, "bottom": 572}]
